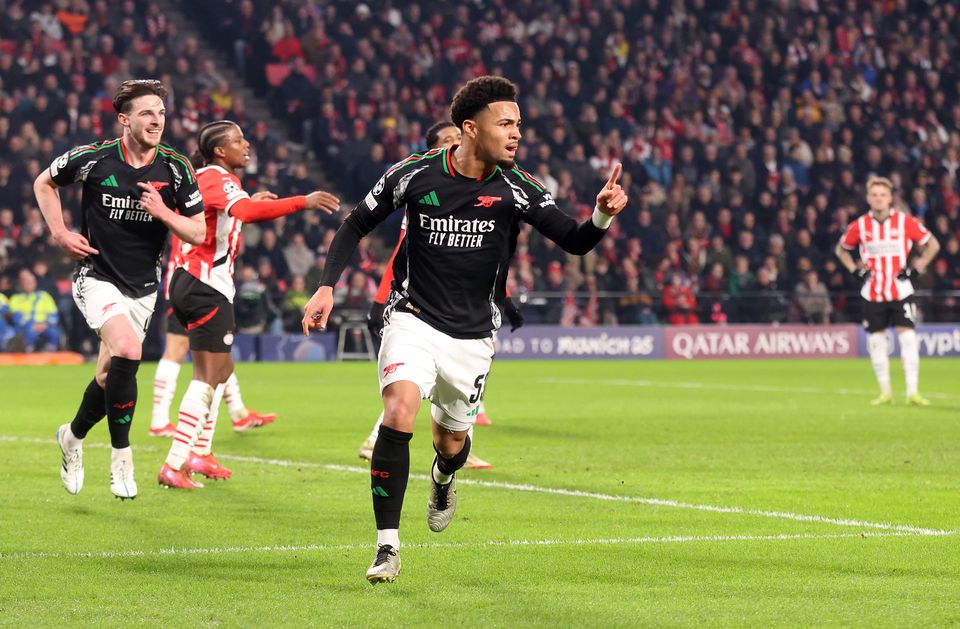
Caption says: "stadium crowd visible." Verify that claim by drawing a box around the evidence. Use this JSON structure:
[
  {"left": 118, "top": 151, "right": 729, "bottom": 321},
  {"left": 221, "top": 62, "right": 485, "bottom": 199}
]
[{"left": 3, "top": 0, "right": 960, "bottom": 352}]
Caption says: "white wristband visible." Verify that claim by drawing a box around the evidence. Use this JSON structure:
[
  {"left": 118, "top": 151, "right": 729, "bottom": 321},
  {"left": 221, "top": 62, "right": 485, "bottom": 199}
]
[{"left": 591, "top": 205, "right": 614, "bottom": 229}]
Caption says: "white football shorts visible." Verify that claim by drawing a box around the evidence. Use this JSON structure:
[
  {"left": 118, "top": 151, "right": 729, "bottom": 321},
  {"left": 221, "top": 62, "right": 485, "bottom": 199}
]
[
  {"left": 378, "top": 312, "right": 495, "bottom": 432},
  {"left": 72, "top": 275, "right": 156, "bottom": 342}
]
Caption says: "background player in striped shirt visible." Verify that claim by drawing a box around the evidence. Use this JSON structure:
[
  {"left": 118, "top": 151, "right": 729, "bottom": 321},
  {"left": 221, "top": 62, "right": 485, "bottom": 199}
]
[
  {"left": 149, "top": 234, "right": 277, "bottom": 438},
  {"left": 836, "top": 176, "right": 941, "bottom": 406},
  {"left": 35, "top": 79, "right": 206, "bottom": 499},
  {"left": 358, "top": 120, "right": 516, "bottom": 470},
  {"left": 158, "top": 120, "right": 338, "bottom": 488}
]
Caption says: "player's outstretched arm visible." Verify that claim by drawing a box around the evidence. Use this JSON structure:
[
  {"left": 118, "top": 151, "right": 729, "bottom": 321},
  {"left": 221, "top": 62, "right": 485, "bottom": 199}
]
[
  {"left": 33, "top": 170, "right": 99, "bottom": 260},
  {"left": 137, "top": 182, "right": 206, "bottom": 245},
  {"left": 523, "top": 163, "right": 629, "bottom": 255},
  {"left": 231, "top": 189, "right": 340, "bottom": 223}
]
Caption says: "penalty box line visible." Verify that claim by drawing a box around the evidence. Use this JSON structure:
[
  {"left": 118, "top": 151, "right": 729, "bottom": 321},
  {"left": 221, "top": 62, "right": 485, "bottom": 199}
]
[
  {"left": 1, "top": 435, "right": 953, "bottom": 537},
  {"left": 1, "top": 531, "right": 951, "bottom": 561}
]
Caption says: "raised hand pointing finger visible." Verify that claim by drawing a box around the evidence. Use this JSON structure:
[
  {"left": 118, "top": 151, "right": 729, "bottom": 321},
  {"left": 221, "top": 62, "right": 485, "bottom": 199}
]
[{"left": 605, "top": 163, "right": 622, "bottom": 190}]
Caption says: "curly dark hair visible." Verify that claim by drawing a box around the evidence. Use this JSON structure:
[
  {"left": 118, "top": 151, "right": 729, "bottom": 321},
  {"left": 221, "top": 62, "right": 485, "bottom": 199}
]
[
  {"left": 113, "top": 79, "right": 167, "bottom": 114},
  {"left": 449, "top": 76, "right": 518, "bottom": 129}
]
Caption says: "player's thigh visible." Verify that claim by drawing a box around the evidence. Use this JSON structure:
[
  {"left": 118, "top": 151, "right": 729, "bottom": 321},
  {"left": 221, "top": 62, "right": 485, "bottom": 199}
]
[
  {"left": 862, "top": 299, "right": 894, "bottom": 334},
  {"left": 432, "top": 335, "right": 495, "bottom": 432},
  {"left": 170, "top": 269, "right": 236, "bottom": 354},
  {"left": 162, "top": 332, "right": 190, "bottom": 362},
  {"left": 890, "top": 297, "right": 918, "bottom": 330},
  {"left": 73, "top": 276, "right": 135, "bottom": 336},
  {"left": 99, "top": 314, "right": 143, "bottom": 360},
  {"left": 377, "top": 312, "right": 439, "bottom": 402}
]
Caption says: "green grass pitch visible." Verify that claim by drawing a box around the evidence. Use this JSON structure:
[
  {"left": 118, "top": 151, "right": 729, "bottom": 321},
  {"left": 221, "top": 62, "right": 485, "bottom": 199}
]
[{"left": 0, "top": 358, "right": 957, "bottom": 627}]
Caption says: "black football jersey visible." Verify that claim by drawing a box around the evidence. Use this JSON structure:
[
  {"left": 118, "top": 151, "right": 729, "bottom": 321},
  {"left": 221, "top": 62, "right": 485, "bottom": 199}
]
[
  {"left": 322, "top": 146, "right": 608, "bottom": 338},
  {"left": 49, "top": 138, "right": 204, "bottom": 297}
]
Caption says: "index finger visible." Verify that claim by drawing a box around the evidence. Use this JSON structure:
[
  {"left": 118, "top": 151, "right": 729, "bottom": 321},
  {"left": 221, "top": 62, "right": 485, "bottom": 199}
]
[
  {"left": 137, "top": 182, "right": 157, "bottom": 194},
  {"left": 605, "top": 163, "right": 622, "bottom": 190}
]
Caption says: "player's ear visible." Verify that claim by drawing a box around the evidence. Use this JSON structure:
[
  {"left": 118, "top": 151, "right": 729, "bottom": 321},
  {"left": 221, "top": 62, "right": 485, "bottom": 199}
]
[{"left": 462, "top": 120, "right": 478, "bottom": 140}]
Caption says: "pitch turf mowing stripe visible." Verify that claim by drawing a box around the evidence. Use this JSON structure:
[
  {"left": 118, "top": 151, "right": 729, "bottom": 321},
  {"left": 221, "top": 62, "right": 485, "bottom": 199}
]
[
  {"left": 536, "top": 377, "right": 960, "bottom": 400},
  {"left": 2, "top": 435, "right": 950, "bottom": 536},
  {"left": 2, "top": 531, "right": 950, "bottom": 561}
]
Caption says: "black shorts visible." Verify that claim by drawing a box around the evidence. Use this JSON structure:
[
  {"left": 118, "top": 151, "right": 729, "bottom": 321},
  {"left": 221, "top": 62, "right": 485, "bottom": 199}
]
[
  {"left": 168, "top": 268, "right": 235, "bottom": 353},
  {"left": 862, "top": 297, "right": 917, "bottom": 334},
  {"left": 165, "top": 305, "right": 186, "bottom": 335}
]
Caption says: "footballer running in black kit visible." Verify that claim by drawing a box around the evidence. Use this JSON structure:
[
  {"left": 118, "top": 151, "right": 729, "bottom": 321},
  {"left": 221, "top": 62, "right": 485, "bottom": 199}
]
[
  {"left": 52, "top": 133, "right": 203, "bottom": 298},
  {"left": 302, "top": 76, "right": 628, "bottom": 583},
  {"left": 330, "top": 146, "right": 581, "bottom": 338},
  {"left": 34, "top": 79, "right": 206, "bottom": 501}
]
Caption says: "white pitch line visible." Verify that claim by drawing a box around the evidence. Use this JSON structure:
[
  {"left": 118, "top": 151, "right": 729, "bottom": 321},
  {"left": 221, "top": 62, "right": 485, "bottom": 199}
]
[
  {"left": 3, "top": 435, "right": 953, "bottom": 537},
  {"left": 1, "top": 531, "right": 949, "bottom": 561},
  {"left": 535, "top": 377, "right": 960, "bottom": 400}
]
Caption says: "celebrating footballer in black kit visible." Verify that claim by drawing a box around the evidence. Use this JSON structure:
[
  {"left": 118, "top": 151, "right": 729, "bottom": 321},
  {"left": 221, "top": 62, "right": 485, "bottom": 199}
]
[
  {"left": 34, "top": 79, "right": 206, "bottom": 501},
  {"left": 302, "top": 76, "right": 628, "bottom": 583}
]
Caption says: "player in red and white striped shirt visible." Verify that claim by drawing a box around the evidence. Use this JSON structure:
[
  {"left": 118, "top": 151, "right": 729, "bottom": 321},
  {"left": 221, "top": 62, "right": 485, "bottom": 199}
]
[
  {"left": 836, "top": 176, "right": 940, "bottom": 405},
  {"left": 150, "top": 236, "right": 276, "bottom": 438},
  {"left": 158, "top": 120, "right": 339, "bottom": 488}
]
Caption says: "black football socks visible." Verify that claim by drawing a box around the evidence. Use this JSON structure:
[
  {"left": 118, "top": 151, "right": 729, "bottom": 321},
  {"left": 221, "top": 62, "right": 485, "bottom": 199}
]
[
  {"left": 69, "top": 378, "right": 106, "bottom": 439},
  {"left": 104, "top": 357, "right": 140, "bottom": 449},
  {"left": 371, "top": 425, "right": 413, "bottom": 530}
]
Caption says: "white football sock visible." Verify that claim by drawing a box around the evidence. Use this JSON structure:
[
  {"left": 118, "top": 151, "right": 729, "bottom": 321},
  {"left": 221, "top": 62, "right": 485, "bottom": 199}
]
[
  {"left": 377, "top": 529, "right": 400, "bottom": 549},
  {"left": 224, "top": 372, "right": 248, "bottom": 421},
  {"left": 193, "top": 383, "right": 224, "bottom": 456},
  {"left": 166, "top": 380, "right": 213, "bottom": 470},
  {"left": 867, "top": 332, "right": 892, "bottom": 396},
  {"left": 898, "top": 329, "right": 920, "bottom": 396},
  {"left": 367, "top": 411, "right": 384, "bottom": 443},
  {"left": 151, "top": 359, "right": 181, "bottom": 428}
]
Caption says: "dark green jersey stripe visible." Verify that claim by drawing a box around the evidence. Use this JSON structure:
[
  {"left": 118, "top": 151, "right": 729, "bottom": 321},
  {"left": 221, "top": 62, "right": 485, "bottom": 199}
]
[
  {"left": 511, "top": 167, "right": 544, "bottom": 192},
  {"left": 157, "top": 145, "right": 196, "bottom": 183}
]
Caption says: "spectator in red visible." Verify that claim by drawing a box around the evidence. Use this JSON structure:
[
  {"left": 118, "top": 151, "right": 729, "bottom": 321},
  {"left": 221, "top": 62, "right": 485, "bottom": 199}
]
[{"left": 662, "top": 272, "right": 698, "bottom": 325}]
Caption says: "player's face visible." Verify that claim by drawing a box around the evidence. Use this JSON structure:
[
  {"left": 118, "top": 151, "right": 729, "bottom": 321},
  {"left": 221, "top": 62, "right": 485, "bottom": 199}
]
[
  {"left": 434, "top": 125, "right": 461, "bottom": 149},
  {"left": 469, "top": 101, "right": 521, "bottom": 168},
  {"left": 217, "top": 125, "right": 251, "bottom": 170},
  {"left": 866, "top": 184, "right": 892, "bottom": 216},
  {"left": 120, "top": 95, "right": 165, "bottom": 149}
]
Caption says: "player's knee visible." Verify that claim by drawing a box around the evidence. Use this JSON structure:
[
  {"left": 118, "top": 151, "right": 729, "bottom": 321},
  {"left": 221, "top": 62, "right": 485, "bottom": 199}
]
[
  {"left": 111, "top": 339, "right": 142, "bottom": 361},
  {"left": 382, "top": 397, "right": 417, "bottom": 429},
  {"left": 435, "top": 435, "right": 466, "bottom": 460}
]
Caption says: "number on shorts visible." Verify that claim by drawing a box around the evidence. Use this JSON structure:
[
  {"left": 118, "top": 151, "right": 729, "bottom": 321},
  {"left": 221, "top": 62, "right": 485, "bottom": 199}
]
[
  {"left": 902, "top": 302, "right": 917, "bottom": 322},
  {"left": 468, "top": 372, "right": 489, "bottom": 404}
]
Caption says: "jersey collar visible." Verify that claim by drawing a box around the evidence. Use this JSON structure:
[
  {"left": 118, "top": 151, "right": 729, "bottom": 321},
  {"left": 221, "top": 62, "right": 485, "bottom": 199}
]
[
  {"left": 442, "top": 146, "right": 501, "bottom": 181},
  {"left": 197, "top": 164, "right": 230, "bottom": 175},
  {"left": 118, "top": 137, "right": 158, "bottom": 168}
]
